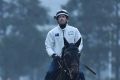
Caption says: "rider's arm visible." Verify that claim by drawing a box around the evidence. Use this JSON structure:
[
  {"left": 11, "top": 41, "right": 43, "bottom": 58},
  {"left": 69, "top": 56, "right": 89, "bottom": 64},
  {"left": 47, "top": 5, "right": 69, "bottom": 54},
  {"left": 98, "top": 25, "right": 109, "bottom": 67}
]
[
  {"left": 45, "top": 31, "right": 55, "bottom": 57},
  {"left": 74, "top": 28, "right": 83, "bottom": 53}
]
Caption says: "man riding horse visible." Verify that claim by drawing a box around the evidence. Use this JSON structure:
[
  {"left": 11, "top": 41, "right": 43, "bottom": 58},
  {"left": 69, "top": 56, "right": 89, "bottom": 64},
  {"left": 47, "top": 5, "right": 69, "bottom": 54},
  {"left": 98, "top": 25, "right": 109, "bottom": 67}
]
[{"left": 44, "top": 9, "right": 85, "bottom": 80}]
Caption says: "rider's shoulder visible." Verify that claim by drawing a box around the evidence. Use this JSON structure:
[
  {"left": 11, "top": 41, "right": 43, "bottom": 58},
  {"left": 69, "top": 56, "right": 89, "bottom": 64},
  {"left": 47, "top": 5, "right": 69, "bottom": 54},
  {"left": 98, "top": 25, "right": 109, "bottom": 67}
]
[
  {"left": 47, "top": 26, "right": 59, "bottom": 35},
  {"left": 66, "top": 25, "right": 78, "bottom": 31}
]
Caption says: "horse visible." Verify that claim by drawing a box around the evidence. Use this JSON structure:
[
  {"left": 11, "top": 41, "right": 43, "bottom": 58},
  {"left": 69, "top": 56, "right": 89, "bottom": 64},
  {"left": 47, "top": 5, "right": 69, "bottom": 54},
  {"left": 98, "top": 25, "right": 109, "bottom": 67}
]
[{"left": 55, "top": 38, "right": 83, "bottom": 80}]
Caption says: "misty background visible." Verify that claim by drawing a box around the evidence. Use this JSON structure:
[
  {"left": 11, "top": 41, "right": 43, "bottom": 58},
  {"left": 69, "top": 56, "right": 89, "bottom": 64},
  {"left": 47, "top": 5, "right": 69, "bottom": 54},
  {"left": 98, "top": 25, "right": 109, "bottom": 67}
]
[{"left": 0, "top": 0, "right": 120, "bottom": 80}]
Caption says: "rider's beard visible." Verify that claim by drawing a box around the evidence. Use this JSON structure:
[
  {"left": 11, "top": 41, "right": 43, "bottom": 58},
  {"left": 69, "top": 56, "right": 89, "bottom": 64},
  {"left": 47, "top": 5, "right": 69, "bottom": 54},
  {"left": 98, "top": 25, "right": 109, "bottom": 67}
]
[
  {"left": 59, "top": 21, "right": 67, "bottom": 29},
  {"left": 59, "top": 24, "right": 66, "bottom": 29}
]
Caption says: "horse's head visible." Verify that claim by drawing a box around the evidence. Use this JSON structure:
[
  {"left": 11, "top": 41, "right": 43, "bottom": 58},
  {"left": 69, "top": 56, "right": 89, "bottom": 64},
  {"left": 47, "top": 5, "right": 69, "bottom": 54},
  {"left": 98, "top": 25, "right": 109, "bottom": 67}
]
[{"left": 61, "top": 38, "right": 81, "bottom": 78}]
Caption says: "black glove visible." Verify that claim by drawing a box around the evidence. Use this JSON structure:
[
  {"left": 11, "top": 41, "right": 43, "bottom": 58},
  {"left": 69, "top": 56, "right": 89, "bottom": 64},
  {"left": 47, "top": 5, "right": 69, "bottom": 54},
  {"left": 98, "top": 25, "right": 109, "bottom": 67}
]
[{"left": 52, "top": 54, "right": 61, "bottom": 61}]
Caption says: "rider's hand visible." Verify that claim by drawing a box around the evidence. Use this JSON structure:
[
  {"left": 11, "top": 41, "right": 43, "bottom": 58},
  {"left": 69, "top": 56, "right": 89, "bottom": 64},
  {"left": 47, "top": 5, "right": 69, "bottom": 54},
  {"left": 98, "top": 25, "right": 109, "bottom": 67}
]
[{"left": 52, "top": 54, "right": 61, "bottom": 61}]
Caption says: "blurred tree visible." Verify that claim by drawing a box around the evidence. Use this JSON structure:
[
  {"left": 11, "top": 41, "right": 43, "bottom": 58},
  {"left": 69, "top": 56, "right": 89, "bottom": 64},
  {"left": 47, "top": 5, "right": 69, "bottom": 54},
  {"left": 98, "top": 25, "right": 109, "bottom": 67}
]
[
  {"left": 0, "top": 0, "right": 49, "bottom": 80},
  {"left": 112, "top": 0, "right": 120, "bottom": 80},
  {"left": 62, "top": 0, "right": 115, "bottom": 80}
]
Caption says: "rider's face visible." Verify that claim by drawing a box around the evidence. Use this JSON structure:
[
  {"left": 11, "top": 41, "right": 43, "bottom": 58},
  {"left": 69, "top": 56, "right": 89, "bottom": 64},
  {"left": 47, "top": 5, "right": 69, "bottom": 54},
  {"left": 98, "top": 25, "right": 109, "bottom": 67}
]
[{"left": 57, "top": 15, "right": 68, "bottom": 25}]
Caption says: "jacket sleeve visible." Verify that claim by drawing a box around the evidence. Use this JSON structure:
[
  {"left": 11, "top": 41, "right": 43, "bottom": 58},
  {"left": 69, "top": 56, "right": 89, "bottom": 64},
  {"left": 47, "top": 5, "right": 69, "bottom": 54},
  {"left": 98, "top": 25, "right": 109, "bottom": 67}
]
[
  {"left": 74, "top": 28, "right": 83, "bottom": 53},
  {"left": 45, "top": 31, "right": 55, "bottom": 56}
]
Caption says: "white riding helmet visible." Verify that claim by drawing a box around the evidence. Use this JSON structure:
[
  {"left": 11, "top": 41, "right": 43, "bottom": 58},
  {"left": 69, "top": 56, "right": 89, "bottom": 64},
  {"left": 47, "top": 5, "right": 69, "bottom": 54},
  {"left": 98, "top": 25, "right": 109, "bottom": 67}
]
[{"left": 54, "top": 9, "right": 69, "bottom": 19}]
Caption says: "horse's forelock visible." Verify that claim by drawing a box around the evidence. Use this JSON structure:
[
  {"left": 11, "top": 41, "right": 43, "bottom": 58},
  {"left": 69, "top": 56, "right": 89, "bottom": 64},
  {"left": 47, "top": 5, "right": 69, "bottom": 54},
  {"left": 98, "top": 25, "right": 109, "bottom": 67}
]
[
  {"left": 62, "top": 43, "right": 80, "bottom": 65},
  {"left": 64, "top": 43, "right": 78, "bottom": 50}
]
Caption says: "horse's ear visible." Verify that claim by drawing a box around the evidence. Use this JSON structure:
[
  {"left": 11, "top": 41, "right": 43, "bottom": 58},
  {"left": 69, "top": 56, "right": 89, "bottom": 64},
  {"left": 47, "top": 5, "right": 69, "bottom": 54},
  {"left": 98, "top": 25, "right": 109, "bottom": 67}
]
[
  {"left": 64, "top": 37, "right": 69, "bottom": 47},
  {"left": 75, "top": 38, "right": 81, "bottom": 47}
]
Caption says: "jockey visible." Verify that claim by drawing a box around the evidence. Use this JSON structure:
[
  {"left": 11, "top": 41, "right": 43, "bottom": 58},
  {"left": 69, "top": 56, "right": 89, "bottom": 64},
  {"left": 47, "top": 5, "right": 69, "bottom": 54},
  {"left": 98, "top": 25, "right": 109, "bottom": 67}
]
[{"left": 44, "top": 9, "right": 85, "bottom": 80}]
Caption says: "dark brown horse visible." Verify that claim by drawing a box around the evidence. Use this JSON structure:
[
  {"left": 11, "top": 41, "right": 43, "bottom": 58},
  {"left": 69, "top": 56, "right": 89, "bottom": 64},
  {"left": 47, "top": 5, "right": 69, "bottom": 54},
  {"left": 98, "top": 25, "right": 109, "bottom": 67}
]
[{"left": 55, "top": 38, "right": 83, "bottom": 80}]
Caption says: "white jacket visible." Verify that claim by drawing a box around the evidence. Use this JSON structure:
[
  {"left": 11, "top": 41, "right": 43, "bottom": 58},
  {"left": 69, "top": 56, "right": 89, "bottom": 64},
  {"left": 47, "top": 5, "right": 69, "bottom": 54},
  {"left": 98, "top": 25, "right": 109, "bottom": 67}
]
[{"left": 45, "top": 24, "right": 83, "bottom": 57}]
